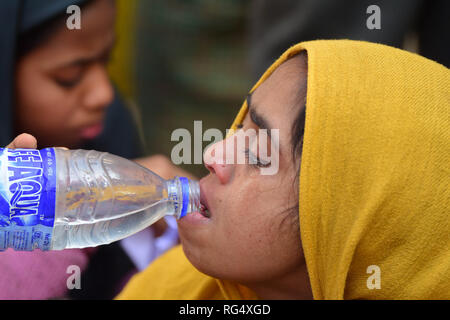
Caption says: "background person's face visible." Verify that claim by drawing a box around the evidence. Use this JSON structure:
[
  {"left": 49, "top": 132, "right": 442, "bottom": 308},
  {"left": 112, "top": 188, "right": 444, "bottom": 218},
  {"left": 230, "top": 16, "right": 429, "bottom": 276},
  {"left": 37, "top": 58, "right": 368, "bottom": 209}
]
[
  {"left": 177, "top": 56, "right": 307, "bottom": 287},
  {"left": 15, "top": 0, "right": 116, "bottom": 149}
]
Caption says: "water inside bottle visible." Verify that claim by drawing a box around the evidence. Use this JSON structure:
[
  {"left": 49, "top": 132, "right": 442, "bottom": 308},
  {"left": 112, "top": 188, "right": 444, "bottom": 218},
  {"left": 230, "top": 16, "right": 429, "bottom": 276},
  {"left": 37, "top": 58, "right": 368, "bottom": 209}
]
[
  {"left": 51, "top": 177, "right": 199, "bottom": 250},
  {"left": 49, "top": 149, "right": 199, "bottom": 250},
  {"left": 52, "top": 199, "right": 171, "bottom": 249},
  {"left": 51, "top": 182, "right": 172, "bottom": 249},
  {"left": 65, "top": 185, "right": 167, "bottom": 213}
]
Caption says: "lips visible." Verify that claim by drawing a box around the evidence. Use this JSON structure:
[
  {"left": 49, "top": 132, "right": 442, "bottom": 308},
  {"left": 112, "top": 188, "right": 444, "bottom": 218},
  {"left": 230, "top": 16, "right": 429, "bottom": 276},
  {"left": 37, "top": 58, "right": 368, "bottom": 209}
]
[
  {"left": 199, "top": 180, "right": 212, "bottom": 219},
  {"left": 199, "top": 204, "right": 210, "bottom": 218},
  {"left": 80, "top": 123, "right": 104, "bottom": 140}
]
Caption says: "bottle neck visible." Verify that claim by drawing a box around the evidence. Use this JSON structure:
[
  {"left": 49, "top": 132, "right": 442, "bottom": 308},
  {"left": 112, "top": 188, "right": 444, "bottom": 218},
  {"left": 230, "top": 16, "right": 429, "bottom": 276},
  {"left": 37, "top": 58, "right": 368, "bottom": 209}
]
[{"left": 166, "top": 177, "right": 200, "bottom": 219}]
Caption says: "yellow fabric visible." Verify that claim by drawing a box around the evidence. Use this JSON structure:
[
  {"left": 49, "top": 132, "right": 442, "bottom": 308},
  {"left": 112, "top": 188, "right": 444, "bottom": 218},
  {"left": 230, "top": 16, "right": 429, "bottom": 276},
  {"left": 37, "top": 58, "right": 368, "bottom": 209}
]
[
  {"left": 117, "top": 40, "right": 450, "bottom": 300},
  {"left": 108, "top": 0, "right": 137, "bottom": 99},
  {"left": 115, "top": 245, "right": 257, "bottom": 299}
]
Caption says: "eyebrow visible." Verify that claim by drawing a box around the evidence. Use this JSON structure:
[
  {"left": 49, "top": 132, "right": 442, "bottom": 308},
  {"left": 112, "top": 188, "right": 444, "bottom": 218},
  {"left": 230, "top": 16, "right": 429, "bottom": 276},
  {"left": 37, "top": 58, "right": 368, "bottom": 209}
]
[{"left": 246, "top": 93, "right": 272, "bottom": 139}]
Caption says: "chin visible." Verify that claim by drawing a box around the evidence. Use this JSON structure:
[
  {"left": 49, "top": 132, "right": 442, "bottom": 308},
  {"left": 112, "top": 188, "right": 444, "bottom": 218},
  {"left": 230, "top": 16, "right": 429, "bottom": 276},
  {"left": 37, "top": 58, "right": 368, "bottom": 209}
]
[
  {"left": 179, "top": 237, "right": 222, "bottom": 278},
  {"left": 181, "top": 239, "right": 249, "bottom": 283},
  {"left": 35, "top": 133, "right": 82, "bottom": 149}
]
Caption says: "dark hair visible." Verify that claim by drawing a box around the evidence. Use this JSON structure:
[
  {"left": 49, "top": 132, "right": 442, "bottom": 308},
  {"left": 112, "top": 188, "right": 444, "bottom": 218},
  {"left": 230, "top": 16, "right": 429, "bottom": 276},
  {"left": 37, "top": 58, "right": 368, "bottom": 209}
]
[
  {"left": 279, "top": 51, "right": 307, "bottom": 234},
  {"left": 292, "top": 103, "right": 306, "bottom": 161},
  {"left": 290, "top": 51, "right": 307, "bottom": 163},
  {"left": 17, "top": 0, "right": 94, "bottom": 58}
]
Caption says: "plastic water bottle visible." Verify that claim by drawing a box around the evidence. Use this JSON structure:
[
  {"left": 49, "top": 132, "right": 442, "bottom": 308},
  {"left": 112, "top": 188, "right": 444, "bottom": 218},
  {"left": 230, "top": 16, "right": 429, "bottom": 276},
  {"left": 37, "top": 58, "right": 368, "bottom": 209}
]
[{"left": 0, "top": 148, "right": 200, "bottom": 251}]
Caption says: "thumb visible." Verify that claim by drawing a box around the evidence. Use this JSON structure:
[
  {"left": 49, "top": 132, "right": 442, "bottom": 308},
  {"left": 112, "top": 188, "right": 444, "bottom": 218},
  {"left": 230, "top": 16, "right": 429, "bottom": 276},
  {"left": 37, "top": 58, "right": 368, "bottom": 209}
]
[{"left": 6, "top": 133, "right": 38, "bottom": 149}]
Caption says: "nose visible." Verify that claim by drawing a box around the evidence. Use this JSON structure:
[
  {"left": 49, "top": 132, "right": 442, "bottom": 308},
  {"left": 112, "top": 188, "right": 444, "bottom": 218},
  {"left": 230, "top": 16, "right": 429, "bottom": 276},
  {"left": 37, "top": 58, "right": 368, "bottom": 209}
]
[
  {"left": 82, "top": 64, "right": 114, "bottom": 112},
  {"left": 203, "top": 138, "right": 234, "bottom": 184}
]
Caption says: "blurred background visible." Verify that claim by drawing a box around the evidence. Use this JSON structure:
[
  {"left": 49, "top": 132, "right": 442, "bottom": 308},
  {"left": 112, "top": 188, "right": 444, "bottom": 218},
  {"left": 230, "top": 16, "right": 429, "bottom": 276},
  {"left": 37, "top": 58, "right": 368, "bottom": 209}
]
[
  {"left": 108, "top": 0, "right": 449, "bottom": 177},
  {"left": 109, "top": 0, "right": 252, "bottom": 177}
]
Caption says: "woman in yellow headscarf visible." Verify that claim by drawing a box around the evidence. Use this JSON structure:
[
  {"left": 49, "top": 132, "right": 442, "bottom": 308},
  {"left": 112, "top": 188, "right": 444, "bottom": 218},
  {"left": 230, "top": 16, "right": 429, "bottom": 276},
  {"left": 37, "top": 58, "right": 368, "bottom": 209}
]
[
  {"left": 121, "top": 39, "right": 449, "bottom": 299},
  {"left": 118, "top": 40, "right": 450, "bottom": 299}
]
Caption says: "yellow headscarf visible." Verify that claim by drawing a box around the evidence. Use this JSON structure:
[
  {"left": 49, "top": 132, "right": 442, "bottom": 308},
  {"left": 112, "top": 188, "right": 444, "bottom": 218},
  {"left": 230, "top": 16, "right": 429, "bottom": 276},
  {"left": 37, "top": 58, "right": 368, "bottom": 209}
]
[{"left": 117, "top": 40, "right": 450, "bottom": 300}]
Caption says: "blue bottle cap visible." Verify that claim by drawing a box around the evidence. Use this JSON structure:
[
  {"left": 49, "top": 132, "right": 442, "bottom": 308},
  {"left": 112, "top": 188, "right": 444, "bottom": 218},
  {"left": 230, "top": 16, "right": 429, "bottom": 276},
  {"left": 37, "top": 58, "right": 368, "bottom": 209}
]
[{"left": 178, "top": 177, "right": 190, "bottom": 218}]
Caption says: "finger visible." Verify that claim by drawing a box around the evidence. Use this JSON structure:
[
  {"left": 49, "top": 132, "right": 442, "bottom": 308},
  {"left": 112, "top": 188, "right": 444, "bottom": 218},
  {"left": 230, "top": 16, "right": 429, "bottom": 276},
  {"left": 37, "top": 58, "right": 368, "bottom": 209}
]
[{"left": 6, "top": 133, "right": 37, "bottom": 149}]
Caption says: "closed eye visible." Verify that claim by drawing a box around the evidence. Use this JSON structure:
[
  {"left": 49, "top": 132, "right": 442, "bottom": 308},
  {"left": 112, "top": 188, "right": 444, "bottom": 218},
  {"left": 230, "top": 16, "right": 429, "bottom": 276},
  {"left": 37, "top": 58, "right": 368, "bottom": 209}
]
[{"left": 244, "top": 148, "right": 271, "bottom": 168}]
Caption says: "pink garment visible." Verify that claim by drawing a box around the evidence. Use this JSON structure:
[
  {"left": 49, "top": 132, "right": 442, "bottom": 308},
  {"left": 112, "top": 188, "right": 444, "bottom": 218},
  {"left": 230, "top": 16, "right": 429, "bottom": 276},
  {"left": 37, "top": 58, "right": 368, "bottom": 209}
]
[{"left": 0, "top": 248, "right": 92, "bottom": 300}]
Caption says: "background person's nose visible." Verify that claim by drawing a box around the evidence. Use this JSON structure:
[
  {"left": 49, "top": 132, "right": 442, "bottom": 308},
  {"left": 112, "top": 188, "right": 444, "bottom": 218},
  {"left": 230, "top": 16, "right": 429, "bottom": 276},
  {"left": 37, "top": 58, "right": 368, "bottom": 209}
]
[{"left": 82, "top": 65, "right": 114, "bottom": 112}]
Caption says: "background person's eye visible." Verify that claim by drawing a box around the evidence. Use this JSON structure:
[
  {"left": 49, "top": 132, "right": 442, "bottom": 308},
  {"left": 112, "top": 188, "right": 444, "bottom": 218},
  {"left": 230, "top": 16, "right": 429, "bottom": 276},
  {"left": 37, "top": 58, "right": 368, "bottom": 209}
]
[
  {"left": 52, "top": 65, "right": 85, "bottom": 89},
  {"left": 55, "top": 75, "right": 83, "bottom": 89}
]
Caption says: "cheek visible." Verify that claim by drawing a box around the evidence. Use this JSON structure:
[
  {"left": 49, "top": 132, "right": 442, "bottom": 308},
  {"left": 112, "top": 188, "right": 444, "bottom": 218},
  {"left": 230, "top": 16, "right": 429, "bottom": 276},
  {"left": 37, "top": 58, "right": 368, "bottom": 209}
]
[
  {"left": 219, "top": 180, "right": 289, "bottom": 251},
  {"left": 15, "top": 65, "right": 76, "bottom": 130},
  {"left": 230, "top": 177, "right": 300, "bottom": 242},
  {"left": 213, "top": 191, "right": 301, "bottom": 282}
]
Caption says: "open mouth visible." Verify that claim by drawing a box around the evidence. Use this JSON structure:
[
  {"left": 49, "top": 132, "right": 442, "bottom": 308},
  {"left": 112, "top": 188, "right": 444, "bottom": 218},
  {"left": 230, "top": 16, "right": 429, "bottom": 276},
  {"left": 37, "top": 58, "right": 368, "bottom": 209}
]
[
  {"left": 199, "top": 203, "right": 211, "bottom": 218},
  {"left": 199, "top": 184, "right": 212, "bottom": 219}
]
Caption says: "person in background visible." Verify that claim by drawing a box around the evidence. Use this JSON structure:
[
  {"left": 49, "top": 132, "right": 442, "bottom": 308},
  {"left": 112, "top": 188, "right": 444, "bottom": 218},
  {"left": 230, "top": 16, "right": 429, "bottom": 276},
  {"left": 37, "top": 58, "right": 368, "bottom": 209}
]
[{"left": 0, "top": 0, "right": 184, "bottom": 299}]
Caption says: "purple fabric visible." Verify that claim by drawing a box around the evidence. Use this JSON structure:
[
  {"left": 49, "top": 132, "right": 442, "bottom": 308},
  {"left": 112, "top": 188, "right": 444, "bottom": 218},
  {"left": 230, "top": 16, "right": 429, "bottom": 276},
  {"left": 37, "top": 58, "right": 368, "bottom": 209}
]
[{"left": 0, "top": 248, "right": 90, "bottom": 299}]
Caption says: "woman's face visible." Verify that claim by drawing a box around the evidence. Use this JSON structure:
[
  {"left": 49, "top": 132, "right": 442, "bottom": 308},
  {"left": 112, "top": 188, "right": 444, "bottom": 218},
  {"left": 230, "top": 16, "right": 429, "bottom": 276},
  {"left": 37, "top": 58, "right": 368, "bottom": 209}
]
[
  {"left": 15, "top": 0, "right": 116, "bottom": 149},
  {"left": 177, "top": 56, "right": 308, "bottom": 287}
]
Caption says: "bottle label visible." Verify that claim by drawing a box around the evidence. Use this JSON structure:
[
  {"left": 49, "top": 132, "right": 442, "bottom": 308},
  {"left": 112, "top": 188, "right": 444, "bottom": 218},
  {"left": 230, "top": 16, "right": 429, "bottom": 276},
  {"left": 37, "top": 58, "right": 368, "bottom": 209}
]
[{"left": 0, "top": 148, "right": 56, "bottom": 251}]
